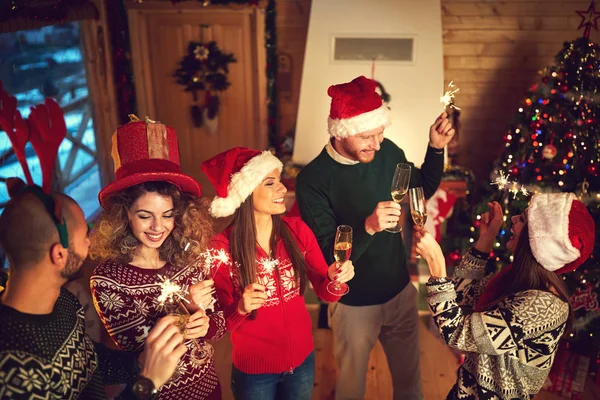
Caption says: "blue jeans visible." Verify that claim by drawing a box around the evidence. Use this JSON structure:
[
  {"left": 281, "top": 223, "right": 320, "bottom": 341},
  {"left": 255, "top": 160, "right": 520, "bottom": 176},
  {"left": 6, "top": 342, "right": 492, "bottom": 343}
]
[{"left": 231, "top": 351, "right": 315, "bottom": 400}]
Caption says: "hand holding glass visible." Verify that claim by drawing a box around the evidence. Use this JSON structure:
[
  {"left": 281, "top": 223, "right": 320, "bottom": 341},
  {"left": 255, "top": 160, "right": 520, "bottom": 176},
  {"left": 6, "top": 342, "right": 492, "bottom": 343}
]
[
  {"left": 386, "top": 163, "right": 411, "bottom": 233},
  {"left": 164, "top": 299, "right": 214, "bottom": 367},
  {"left": 327, "top": 225, "right": 352, "bottom": 296}
]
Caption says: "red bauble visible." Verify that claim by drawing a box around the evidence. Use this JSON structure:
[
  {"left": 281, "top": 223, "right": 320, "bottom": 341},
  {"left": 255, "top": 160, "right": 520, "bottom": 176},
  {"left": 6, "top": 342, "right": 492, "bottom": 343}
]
[
  {"left": 449, "top": 251, "right": 461, "bottom": 262},
  {"left": 559, "top": 84, "right": 569, "bottom": 93},
  {"left": 542, "top": 76, "right": 550, "bottom": 84},
  {"left": 587, "top": 164, "right": 598, "bottom": 175},
  {"left": 542, "top": 144, "right": 557, "bottom": 160}
]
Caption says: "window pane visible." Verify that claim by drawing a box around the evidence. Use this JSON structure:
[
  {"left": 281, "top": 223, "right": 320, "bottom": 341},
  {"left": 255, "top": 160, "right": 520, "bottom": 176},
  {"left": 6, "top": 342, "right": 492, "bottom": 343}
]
[{"left": 0, "top": 22, "right": 101, "bottom": 218}]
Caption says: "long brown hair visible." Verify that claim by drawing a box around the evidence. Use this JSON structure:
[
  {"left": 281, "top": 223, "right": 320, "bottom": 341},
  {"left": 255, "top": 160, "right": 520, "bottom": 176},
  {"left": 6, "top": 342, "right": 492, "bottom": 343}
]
[
  {"left": 89, "top": 181, "right": 213, "bottom": 267},
  {"left": 230, "top": 196, "right": 308, "bottom": 294},
  {"left": 479, "top": 225, "right": 574, "bottom": 334}
]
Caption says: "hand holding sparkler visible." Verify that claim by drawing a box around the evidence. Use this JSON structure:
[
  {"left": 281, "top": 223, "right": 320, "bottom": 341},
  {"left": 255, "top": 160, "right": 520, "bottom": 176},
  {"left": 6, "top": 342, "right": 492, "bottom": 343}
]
[
  {"left": 474, "top": 201, "right": 504, "bottom": 253},
  {"left": 238, "top": 283, "right": 267, "bottom": 315},
  {"left": 187, "top": 279, "right": 216, "bottom": 313},
  {"left": 429, "top": 112, "right": 456, "bottom": 149}
]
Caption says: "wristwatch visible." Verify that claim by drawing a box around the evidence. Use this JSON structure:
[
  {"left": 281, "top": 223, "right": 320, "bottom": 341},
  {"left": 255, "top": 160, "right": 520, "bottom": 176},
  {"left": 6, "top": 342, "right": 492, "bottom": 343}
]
[{"left": 132, "top": 376, "right": 159, "bottom": 400}]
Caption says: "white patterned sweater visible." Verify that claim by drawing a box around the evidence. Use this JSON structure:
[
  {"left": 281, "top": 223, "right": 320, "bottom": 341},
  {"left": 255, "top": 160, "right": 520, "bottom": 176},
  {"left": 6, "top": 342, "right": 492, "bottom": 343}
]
[
  {"left": 90, "top": 260, "right": 226, "bottom": 400},
  {"left": 426, "top": 250, "right": 569, "bottom": 400}
]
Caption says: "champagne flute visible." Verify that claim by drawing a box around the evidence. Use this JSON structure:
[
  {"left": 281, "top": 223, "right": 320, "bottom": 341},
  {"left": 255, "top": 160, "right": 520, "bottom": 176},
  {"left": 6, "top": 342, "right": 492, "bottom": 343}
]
[
  {"left": 164, "top": 299, "right": 214, "bottom": 367},
  {"left": 409, "top": 187, "right": 427, "bottom": 258},
  {"left": 409, "top": 187, "right": 427, "bottom": 227},
  {"left": 327, "top": 225, "right": 352, "bottom": 296},
  {"left": 385, "top": 163, "right": 411, "bottom": 233}
]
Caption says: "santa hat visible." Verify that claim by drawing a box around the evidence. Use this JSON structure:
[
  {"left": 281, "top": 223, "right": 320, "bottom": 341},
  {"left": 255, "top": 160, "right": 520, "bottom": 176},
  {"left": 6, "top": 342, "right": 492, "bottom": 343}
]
[
  {"left": 201, "top": 147, "right": 283, "bottom": 218},
  {"left": 327, "top": 76, "right": 391, "bottom": 138},
  {"left": 98, "top": 116, "right": 202, "bottom": 208},
  {"left": 527, "top": 192, "right": 595, "bottom": 274}
]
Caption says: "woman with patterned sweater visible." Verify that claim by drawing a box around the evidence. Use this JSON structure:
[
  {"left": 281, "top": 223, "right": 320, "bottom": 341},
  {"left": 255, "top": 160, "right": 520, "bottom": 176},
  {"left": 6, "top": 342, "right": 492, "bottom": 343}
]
[
  {"left": 88, "top": 117, "right": 226, "bottom": 399},
  {"left": 415, "top": 194, "right": 594, "bottom": 399},
  {"left": 201, "top": 147, "right": 355, "bottom": 400}
]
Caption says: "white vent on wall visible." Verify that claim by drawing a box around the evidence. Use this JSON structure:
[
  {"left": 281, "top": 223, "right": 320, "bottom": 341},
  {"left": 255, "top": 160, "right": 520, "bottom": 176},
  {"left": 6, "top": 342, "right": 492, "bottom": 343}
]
[{"left": 332, "top": 36, "right": 415, "bottom": 63}]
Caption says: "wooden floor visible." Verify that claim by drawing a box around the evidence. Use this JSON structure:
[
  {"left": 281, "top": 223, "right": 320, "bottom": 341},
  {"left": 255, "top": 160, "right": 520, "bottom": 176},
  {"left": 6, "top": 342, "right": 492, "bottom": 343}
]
[{"left": 212, "top": 305, "right": 598, "bottom": 400}]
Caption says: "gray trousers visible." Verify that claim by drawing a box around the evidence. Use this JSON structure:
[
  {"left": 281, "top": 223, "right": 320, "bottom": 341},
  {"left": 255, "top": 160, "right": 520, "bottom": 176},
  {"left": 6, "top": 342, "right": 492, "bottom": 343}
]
[{"left": 328, "top": 283, "right": 423, "bottom": 400}]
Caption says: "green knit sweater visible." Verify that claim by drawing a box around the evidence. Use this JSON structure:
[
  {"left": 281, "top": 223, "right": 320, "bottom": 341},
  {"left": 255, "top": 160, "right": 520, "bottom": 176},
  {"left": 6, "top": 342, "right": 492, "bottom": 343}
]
[{"left": 295, "top": 139, "right": 444, "bottom": 306}]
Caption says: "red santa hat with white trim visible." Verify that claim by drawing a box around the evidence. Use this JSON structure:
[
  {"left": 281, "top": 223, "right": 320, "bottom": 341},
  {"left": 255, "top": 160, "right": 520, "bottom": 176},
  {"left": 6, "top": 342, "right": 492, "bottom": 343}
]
[
  {"left": 327, "top": 76, "right": 391, "bottom": 138},
  {"left": 201, "top": 147, "right": 283, "bottom": 218},
  {"left": 527, "top": 192, "right": 595, "bottom": 274}
]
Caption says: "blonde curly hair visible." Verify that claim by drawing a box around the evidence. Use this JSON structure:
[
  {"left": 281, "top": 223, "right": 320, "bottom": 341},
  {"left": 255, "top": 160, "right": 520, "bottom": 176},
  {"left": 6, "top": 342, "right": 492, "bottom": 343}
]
[{"left": 89, "top": 181, "right": 213, "bottom": 267}]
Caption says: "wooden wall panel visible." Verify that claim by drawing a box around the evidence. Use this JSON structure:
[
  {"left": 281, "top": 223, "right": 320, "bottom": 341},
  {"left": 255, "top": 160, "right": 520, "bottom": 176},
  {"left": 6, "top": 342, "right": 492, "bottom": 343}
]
[{"left": 441, "top": 0, "right": 600, "bottom": 183}]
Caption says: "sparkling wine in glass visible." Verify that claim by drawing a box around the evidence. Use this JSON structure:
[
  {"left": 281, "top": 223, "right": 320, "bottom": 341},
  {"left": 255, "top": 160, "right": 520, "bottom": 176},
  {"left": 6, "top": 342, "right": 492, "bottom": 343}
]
[
  {"left": 409, "top": 187, "right": 427, "bottom": 228},
  {"left": 164, "top": 299, "right": 214, "bottom": 366},
  {"left": 409, "top": 187, "right": 427, "bottom": 259},
  {"left": 327, "top": 225, "right": 352, "bottom": 296},
  {"left": 386, "top": 163, "right": 411, "bottom": 233}
]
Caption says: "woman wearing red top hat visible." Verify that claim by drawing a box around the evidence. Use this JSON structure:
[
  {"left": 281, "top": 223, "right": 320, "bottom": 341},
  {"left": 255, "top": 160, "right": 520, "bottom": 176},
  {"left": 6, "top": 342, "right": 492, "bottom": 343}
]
[
  {"left": 88, "top": 116, "right": 225, "bottom": 400},
  {"left": 414, "top": 194, "right": 595, "bottom": 399},
  {"left": 201, "top": 147, "right": 355, "bottom": 400}
]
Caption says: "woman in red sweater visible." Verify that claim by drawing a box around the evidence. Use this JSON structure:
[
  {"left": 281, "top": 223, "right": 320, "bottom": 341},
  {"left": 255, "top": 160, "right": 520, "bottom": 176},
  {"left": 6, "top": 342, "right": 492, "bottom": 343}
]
[
  {"left": 88, "top": 117, "right": 225, "bottom": 399},
  {"left": 201, "top": 147, "right": 354, "bottom": 400}
]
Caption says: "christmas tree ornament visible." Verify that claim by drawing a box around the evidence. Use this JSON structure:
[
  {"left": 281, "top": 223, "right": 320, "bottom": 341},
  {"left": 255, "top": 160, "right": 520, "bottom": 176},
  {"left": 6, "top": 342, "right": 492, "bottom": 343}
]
[{"left": 543, "top": 144, "right": 558, "bottom": 159}]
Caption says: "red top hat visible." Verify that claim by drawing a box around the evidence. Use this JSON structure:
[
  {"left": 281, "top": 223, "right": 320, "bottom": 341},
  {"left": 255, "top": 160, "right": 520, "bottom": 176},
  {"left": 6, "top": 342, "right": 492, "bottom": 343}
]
[{"left": 98, "top": 116, "right": 202, "bottom": 208}]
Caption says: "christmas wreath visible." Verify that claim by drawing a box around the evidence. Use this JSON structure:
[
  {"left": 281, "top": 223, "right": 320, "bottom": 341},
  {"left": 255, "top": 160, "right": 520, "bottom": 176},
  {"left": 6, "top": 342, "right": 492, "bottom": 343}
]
[{"left": 174, "top": 41, "right": 236, "bottom": 128}]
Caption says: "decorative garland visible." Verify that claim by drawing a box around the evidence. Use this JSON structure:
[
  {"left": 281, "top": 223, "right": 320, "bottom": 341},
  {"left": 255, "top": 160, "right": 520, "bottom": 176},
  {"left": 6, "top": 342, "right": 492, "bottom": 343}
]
[
  {"left": 0, "top": 0, "right": 74, "bottom": 23},
  {"left": 174, "top": 41, "right": 236, "bottom": 128}
]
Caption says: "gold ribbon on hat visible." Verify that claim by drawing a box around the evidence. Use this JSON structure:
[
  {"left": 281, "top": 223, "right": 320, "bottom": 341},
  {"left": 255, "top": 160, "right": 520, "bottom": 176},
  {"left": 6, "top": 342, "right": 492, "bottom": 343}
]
[{"left": 124, "top": 114, "right": 170, "bottom": 161}]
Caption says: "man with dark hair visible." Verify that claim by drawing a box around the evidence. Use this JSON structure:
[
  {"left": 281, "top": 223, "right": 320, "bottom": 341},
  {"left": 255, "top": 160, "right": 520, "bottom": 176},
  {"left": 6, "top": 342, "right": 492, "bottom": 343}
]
[{"left": 0, "top": 187, "right": 186, "bottom": 399}]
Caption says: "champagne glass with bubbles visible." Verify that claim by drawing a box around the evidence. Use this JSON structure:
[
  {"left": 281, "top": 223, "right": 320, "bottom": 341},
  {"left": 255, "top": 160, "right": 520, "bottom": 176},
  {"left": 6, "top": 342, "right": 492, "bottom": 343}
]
[
  {"left": 327, "top": 225, "right": 352, "bottom": 296},
  {"left": 386, "top": 163, "right": 411, "bottom": 233},
  {"left": 409, "top": 187, "right": 427, "bottom": 258}
]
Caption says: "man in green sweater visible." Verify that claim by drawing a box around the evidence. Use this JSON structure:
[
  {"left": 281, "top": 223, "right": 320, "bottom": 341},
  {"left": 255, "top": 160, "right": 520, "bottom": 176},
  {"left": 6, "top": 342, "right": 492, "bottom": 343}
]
[{"left": 295, "top": 76, "right": 455, "bottom": 400}]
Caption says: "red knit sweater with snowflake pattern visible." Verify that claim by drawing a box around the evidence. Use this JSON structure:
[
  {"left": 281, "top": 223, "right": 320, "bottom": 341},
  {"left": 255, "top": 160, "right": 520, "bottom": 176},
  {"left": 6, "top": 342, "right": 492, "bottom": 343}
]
[
  {"left": 90, "top": 261, "right": 226, "bottom": 400},
  {"left": 210, "top": 216, "right": 340, "bottom": 374}
]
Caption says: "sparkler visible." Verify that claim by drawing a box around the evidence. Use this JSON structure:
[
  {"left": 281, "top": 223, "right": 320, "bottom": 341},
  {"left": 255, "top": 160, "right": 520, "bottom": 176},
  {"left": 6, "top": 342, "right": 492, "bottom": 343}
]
[
  {"left": 490, "top": 170, "right": 531, "bottom": 200},
  {"left": 157, "top": 275, "right": 189, "bottom": 306},
  {"left": 440, "top": 81, "right": 461, "bottom": 110}
]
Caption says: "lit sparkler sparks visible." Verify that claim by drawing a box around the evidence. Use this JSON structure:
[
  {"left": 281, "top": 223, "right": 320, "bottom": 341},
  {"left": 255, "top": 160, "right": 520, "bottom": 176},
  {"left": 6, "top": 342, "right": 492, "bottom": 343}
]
[
  {"left": 440, "top": 81, "right": 461, "bottom": 110},
  {"left": 157, "top": 275, "right": 189, "bottom": 306},
  {"left": 491, "top": 170, "right": 510, "bottom": 190},
  {"left": 260, "top": 257, "right": 279, "bottom": 273}
]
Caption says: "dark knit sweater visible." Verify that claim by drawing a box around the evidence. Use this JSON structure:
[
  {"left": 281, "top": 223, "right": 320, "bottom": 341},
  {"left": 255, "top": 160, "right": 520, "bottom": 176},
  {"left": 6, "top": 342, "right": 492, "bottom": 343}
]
[
  {"left": 0, "top": 286, "right": 133, "bottom": 399},
  {"left": 296, "top": 139, "right": 444, "bottom": 306}
]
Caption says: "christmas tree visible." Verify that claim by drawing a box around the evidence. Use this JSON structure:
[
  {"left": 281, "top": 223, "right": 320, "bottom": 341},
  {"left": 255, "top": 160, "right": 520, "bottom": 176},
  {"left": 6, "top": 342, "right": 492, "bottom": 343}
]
[{"left": 472, "top": 6, "right": 600, "bottom": 385}]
